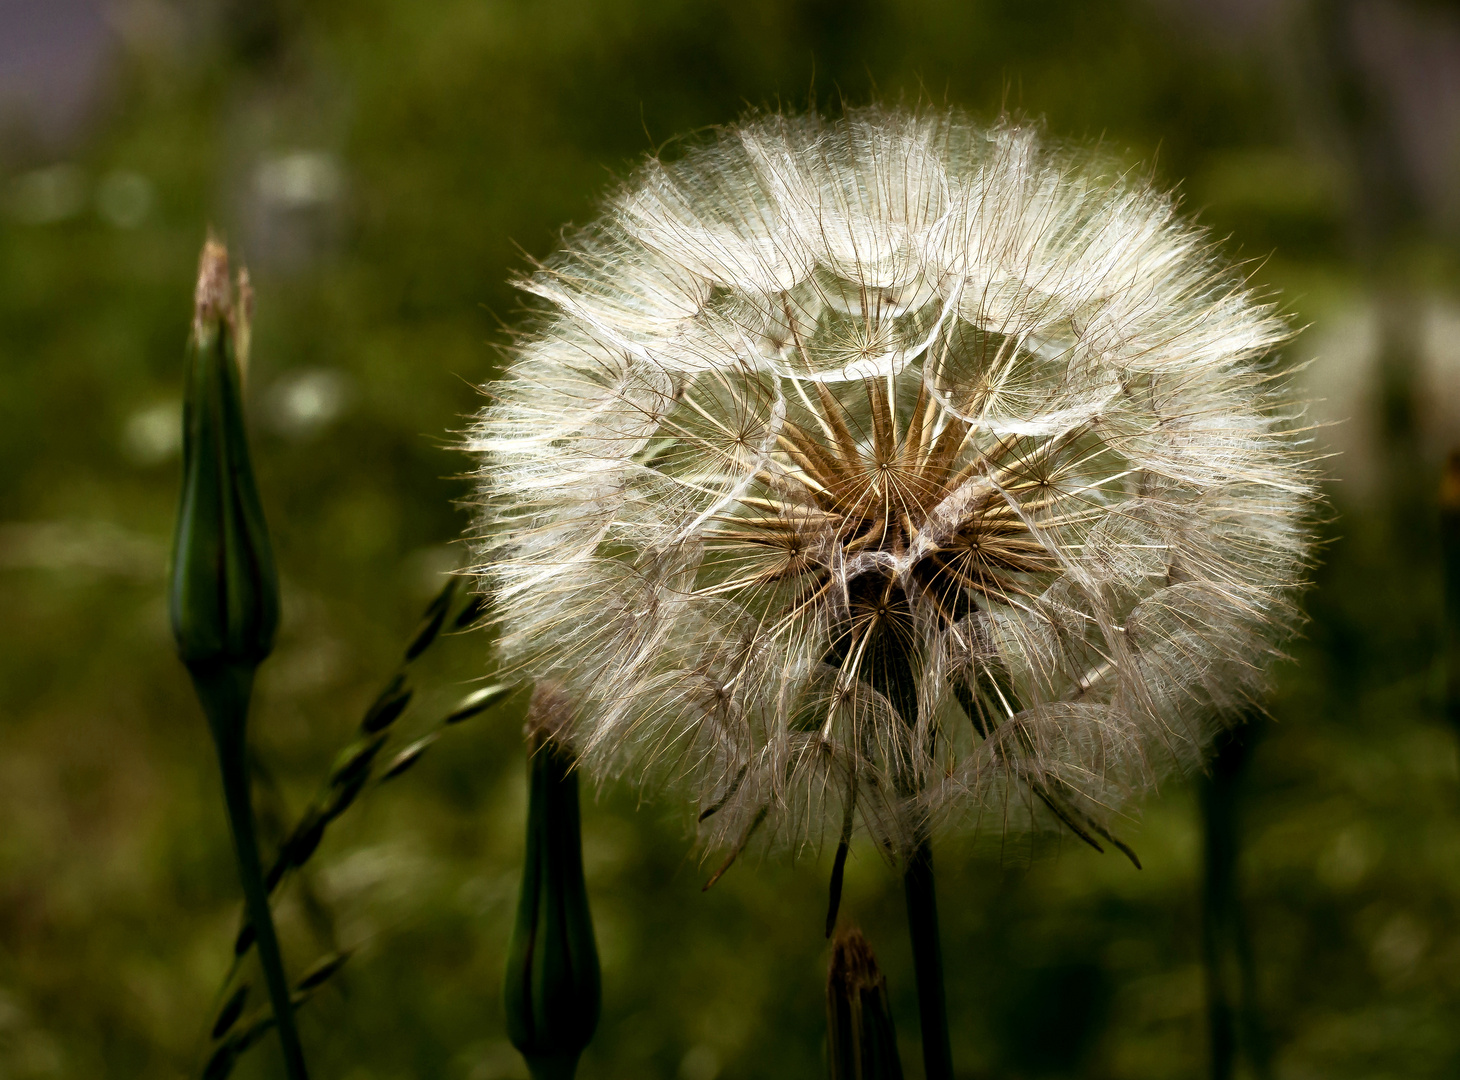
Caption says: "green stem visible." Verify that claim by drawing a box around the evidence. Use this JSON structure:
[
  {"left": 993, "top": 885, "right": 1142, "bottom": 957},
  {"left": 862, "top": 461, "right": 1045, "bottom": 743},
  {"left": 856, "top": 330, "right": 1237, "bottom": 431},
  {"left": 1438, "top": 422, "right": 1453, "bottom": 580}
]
[
  {"left": 1199, "top": 724, "right": 1271, "bottom": 1080},
  {"left": 194, "top": 663, "right": 310, "bottom": 1080},
  {"left": 1200, "top": 763, "right": 1237, "bottom": 1080},
  {"left": 903, "top": 833, "right": 952, "bottom": 1080}
]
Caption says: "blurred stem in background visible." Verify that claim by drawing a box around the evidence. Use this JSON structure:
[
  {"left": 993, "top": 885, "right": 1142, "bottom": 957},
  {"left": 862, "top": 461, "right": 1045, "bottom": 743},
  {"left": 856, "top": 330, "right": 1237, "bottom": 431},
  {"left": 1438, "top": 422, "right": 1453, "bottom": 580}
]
[
  {"left": 1199, "top": 723, "right": 1272, "bottom": 1080},
  {"left": 1311, "top": 0, "right": 1425, "bottom": 515},
  {"left": 169, "top": 239, "right": 309, "bottom": 1080},
  {"left": 1441, "top": 452, "right": 1460, "bottom": 741},
  {"left": 826, "top": 925, "right": 905, "bottom": 1080},
  {"left": 505, "top": 685, "right": 601, "bottom": 1080}
]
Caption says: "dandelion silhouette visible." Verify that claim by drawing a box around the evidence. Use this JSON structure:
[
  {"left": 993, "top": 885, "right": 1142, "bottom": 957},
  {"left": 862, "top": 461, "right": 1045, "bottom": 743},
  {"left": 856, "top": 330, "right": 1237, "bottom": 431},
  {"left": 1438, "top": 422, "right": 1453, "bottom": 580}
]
[{"left": 468, "top": 106, "right": 1316, "bottom": 1076}]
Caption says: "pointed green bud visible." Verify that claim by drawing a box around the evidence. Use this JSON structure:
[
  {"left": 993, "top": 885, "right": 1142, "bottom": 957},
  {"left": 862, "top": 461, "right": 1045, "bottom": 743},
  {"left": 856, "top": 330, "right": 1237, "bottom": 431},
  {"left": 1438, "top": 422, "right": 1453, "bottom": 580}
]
[
  {"left": 827, "top": 926, "right": 905, "bottom": 1080},
  {"left": 505, "top": 685, "right": 601, "bottom": 1080},
  {"left": 173, "top": 241, "right": 310, "bottom": 1080},
  {"left": 169, "top": 239, "right": 279, "bottom": 679}
]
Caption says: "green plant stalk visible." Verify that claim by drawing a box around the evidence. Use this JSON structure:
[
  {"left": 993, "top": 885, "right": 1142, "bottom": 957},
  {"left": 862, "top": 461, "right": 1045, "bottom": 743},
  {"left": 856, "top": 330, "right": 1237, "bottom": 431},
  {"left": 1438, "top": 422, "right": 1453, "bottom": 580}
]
[
  {"left": 1199, "top": 724, "right": 1271, "bottom": 1080},
  {"left": 1200, "top": 744, "right": 1238, "bottom": 1080},
  {"left": 902, "top": 834, "right": 952, "bottom": 1080},
  {"left": 193, "top": 662, "right": 310, "bottom": 1080}
]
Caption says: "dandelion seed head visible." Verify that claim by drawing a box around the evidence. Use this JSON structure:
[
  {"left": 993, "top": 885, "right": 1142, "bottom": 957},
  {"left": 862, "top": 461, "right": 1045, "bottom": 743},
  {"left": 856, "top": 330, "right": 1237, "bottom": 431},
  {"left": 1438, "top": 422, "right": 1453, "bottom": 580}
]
[{"left": 468, "top": 108, "right": 1317, "bottom": 859}]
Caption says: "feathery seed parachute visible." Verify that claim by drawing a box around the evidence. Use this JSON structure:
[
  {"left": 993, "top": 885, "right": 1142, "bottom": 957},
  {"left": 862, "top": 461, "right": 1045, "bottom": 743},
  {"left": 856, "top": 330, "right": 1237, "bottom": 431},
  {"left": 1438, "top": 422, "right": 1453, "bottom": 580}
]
[{"left": 469, "top": 108, "right": 1315, "bottom": 860}]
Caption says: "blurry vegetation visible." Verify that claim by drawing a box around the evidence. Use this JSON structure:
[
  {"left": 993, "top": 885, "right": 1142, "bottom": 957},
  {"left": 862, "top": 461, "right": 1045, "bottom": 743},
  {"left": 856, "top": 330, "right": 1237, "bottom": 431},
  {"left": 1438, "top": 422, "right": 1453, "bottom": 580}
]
[{"left": 2, "top": 0, "right": 1460, "bottom": 1078}]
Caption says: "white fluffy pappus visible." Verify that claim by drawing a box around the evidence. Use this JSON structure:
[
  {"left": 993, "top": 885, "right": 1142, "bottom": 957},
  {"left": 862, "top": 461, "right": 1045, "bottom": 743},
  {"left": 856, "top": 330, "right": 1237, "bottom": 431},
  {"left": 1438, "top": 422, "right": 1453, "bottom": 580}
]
[{"left": 467, "top": 107, "right": 1317, "bottom": 866}]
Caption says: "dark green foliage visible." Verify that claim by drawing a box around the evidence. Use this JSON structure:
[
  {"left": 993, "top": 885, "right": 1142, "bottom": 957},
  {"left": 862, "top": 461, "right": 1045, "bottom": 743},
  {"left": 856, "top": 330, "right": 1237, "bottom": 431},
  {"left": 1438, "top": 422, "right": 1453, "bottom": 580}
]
[
  {"left": 996, "top": 960, "right": 1111, "bottom": 1076},
  {"left": 5, "top": 1, "right": 1460, "bottom": 1078}
]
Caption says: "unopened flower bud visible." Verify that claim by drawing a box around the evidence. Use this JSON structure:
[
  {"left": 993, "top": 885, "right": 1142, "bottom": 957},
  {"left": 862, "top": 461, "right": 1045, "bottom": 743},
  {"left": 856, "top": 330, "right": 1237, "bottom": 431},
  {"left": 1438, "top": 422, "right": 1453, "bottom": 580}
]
[
  {"left": 826, "top": 926, "right": 904, "bottom": 1080},
  {"left": 168, "top": 238, "right": 279, "bottom": 678},
  {"left": 504, "top": 685, "right": 601, "bottom": 1080},
  {"left": 172, "top": 240, "right": 308, "bottom": 1080}
]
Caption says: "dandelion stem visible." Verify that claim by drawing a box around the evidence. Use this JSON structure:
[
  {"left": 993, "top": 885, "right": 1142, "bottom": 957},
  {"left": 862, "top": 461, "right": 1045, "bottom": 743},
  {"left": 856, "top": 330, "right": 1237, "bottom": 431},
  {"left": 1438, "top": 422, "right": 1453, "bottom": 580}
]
[
  {"left": 902, "top": 831, "right": 953, "bottom": 1080},
  {"left": 1199, "top": 723, "right": 1271, "bottom": 1080},
  {"left": 862, "top": 631, "right": 954, "bottom": 1080},
  {"left": 193, "top": 662, "right": 310, "bottom": 1080}
]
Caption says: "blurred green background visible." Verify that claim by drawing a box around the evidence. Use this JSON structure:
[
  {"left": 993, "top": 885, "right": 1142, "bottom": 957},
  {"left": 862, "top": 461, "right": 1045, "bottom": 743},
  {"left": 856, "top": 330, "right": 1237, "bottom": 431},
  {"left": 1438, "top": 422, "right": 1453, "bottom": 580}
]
[{"left": 3, "top": 0, "right": 1460, "bottom": 1077}]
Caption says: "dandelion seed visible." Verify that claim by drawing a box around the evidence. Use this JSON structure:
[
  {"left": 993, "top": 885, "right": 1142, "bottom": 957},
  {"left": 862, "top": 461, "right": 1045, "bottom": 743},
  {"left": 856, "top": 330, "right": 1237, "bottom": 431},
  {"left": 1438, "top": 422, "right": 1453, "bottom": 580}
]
[{"left": 468, "top": 107, "right": 1316, "bottom": 864}]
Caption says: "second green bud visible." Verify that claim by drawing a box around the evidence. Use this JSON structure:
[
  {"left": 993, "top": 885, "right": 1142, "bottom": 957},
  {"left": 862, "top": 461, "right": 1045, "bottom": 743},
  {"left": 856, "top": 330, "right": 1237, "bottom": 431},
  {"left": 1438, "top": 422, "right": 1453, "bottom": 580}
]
[{"left": 505, "top": 685, "right": 601, "bottom": 1080}]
